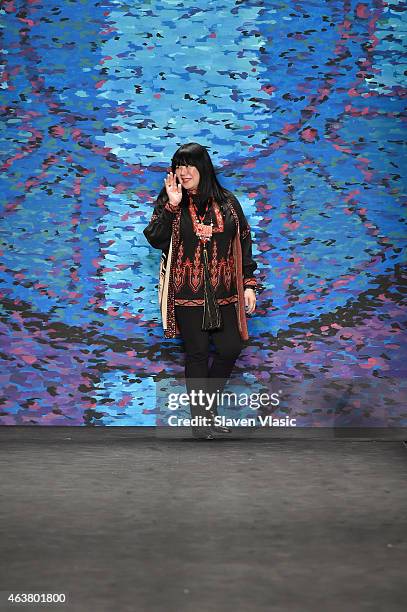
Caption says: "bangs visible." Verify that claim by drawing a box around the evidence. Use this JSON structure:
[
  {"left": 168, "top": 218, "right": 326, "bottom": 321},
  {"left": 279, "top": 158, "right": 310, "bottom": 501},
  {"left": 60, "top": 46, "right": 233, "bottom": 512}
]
[{"left": 172, "top": 151, "right": 199, "bottom": 168}]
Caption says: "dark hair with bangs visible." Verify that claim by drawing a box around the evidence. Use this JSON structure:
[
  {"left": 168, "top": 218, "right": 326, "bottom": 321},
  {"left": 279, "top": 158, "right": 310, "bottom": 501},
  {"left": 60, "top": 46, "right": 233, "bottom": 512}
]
[{"left": 156, "top": 142, "right": 231, "bottom": 214}]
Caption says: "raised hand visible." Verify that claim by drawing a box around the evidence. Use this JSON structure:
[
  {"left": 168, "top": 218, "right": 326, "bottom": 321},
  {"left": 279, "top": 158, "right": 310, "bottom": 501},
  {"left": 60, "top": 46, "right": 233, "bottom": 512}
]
[{"left": 164, "top": 171, "right": 182, "bottom": 208}]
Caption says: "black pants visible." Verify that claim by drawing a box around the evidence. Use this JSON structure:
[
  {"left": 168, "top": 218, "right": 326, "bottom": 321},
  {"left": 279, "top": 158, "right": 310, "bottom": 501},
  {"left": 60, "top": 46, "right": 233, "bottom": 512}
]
[{"left": 175, "top": 303, "right": 243, "bottom": 419}]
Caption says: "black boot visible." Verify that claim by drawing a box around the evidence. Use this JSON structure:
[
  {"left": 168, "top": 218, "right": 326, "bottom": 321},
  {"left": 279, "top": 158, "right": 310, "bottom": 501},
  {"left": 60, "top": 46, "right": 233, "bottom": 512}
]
[
  {"left": 191, "top": 426, "right": 215, "bottom": 440},
  {"left": 207, "top": 408, "right": 232, "bottom": 435}
]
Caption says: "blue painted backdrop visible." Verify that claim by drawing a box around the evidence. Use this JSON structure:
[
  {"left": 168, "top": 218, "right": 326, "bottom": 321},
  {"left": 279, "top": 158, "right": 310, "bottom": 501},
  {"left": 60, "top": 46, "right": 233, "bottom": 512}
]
[{"left": 0, "top": 0, "right": 406, "bottom": 426}]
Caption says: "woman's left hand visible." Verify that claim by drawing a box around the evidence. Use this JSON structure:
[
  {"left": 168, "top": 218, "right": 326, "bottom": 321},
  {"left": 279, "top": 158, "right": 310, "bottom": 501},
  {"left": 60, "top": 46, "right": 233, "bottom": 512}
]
[{"left": 244, "top": 288, "right": 256, "bottom": 315}]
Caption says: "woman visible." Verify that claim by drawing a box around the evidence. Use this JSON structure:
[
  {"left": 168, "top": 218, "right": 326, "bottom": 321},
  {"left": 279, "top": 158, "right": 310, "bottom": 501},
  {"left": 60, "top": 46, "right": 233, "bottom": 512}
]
[{"left": 143, "top": 143, "right": 257, "bottom": 439}]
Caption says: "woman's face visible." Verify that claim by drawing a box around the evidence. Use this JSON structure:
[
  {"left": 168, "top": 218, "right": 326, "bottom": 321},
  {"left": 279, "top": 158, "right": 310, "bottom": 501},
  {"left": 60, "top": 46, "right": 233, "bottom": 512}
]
[{"left": 175, "top": 164, "right": 200, "bottom": 192}]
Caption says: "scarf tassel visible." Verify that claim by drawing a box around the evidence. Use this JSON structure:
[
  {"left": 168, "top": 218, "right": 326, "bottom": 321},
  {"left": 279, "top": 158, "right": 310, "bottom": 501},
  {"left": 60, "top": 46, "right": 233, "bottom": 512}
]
[{"left": 201, "top": 244, "right": 223, "bottom": 331}]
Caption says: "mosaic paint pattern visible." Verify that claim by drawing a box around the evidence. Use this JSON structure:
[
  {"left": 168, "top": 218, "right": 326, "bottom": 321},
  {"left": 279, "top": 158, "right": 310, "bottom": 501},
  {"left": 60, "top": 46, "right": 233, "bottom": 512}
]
[{"left": 0, "top": 0, "right": 406, "bottom": 426}]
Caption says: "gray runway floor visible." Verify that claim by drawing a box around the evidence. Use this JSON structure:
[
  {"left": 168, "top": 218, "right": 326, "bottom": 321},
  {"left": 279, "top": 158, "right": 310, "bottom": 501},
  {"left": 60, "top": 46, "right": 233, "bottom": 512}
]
[{"left": 1, "top": 430, "right": 406, "bottom": 612}]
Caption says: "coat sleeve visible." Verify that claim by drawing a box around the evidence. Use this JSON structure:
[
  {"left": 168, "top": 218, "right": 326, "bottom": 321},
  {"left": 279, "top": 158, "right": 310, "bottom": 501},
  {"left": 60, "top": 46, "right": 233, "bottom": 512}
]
[
  {"left": 230, "top": 194, "right": 258, "bottom": 292},
  {"left": 143, "top": 196, "right": 176, "bottom": 252}
]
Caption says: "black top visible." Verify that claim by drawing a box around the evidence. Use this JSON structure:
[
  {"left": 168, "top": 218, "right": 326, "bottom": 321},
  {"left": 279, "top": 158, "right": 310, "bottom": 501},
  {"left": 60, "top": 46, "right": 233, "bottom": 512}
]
[
  {"left": 143, "top": 191, "right": 257, "bottom": 305},
  {"left": 173, "top": 199, "right": 238, "bottom": 304}
]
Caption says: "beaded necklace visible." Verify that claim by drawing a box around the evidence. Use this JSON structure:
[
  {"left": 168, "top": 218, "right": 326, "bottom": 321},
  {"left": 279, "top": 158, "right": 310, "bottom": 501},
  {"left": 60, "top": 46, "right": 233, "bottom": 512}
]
[{"left": 189, "top": 195, "right": 213, "bottom": 243}]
